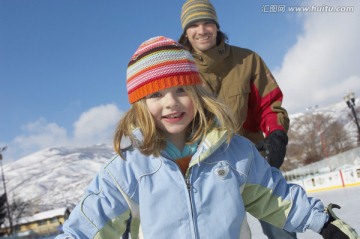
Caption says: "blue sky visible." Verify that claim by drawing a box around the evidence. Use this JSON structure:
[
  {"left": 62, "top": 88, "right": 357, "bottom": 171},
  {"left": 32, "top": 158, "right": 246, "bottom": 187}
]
[{"left": 1, "top": 0, "right": 360, "bottom": 162}]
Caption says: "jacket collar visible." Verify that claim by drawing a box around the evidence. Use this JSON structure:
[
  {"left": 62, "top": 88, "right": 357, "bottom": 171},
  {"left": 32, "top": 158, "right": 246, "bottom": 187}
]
[
  {"left": 125, "top": 127, "right": 229, "bottom": 165},
  {"left": 189, "top": 127, "right": 228, "bottom": 168},
  {"left": 191, "top": 39, "right": 230, "bottom": 73}
]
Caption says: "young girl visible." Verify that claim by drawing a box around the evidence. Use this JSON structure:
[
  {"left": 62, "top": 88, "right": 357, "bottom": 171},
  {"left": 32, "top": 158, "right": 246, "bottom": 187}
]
[{"left": 55, "top": 36, "right": 358, "bottom": 239}]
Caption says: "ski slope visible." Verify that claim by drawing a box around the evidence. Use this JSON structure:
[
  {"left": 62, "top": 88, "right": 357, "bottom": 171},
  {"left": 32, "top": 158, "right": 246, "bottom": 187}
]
[{"left": 248, "top": 186, "right": 360, "bottom": 239}]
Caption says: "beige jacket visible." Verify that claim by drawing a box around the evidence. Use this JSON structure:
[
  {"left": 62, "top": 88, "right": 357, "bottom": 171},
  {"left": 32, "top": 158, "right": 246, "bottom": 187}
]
[{"left": 192, "top": 40, "right": 289, "bottom": 144}]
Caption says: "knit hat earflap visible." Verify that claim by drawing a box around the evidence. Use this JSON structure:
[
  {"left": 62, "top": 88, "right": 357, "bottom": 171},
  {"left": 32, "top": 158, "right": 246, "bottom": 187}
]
[
  {"left": 126, "top": 36, "right": 202, "bottom": 103},
  {"left": 181, "top": 0, "right": 219, "bottom": 31}
]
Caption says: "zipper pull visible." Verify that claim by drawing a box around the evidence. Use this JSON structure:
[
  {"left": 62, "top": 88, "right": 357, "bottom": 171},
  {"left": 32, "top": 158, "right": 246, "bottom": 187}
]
[{"left": 186, "top": 178, "right": 191, "bottom": 190}]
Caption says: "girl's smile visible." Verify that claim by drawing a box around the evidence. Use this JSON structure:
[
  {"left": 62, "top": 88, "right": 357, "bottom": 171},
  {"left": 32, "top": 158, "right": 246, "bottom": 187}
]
[{"left": 162, "top": 112, "right": 185, "bottom": 122}]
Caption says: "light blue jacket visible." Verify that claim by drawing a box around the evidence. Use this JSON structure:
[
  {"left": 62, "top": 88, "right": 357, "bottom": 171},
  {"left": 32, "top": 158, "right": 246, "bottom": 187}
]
[{"left": 56, "top": 128, "right": 328, "bottom": 239}]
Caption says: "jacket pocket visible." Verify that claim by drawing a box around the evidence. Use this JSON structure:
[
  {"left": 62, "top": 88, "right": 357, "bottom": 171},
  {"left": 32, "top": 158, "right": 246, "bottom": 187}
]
[
  {"left": 221, "top": 85, "right": 251, "bottom": 129},
  {"left": 227, "top": 84, "right": 250, "bottom": 97}
]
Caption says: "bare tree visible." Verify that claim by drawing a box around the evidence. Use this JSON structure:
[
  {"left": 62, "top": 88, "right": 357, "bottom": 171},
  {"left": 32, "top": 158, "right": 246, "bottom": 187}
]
[
  {"left": 294, "top": 113, "right": 329, "bottom": 164},
  {"left": 284, "top": 112, "right": 351, "bottom": 170},
  {"left": 0, "top": 193, "right": 7, "bottom": 236},
  {"left": 1, "top": 194, "right": 35, "bottom": 234},
  {"left": 324, "top": 121, "right": 352, "bottom": 155},
  {"left": 281, "top": 129, "right": 305, "bottom": 171},
  {"left": 9, "top": 197, "right": 32, "bottom": 228}
]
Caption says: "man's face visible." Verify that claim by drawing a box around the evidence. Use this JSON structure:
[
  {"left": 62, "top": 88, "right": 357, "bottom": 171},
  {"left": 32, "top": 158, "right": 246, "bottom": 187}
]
[{"left": 185, "top": 21, "right": 218, "bottom": 53}]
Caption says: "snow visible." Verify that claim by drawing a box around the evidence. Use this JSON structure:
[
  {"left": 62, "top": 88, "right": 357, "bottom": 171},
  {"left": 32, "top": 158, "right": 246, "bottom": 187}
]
[{"left": 2, "top": 144, "right": 116, "bottom": 210}]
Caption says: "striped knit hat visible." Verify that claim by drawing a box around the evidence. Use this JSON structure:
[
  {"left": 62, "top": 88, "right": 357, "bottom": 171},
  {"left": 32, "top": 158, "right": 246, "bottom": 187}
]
[
  {"left": 181, "top": 0, "right": 219, "bottom": 31},
  {"left": 126, "top": 36, "right": 202, "bottom": 103}
]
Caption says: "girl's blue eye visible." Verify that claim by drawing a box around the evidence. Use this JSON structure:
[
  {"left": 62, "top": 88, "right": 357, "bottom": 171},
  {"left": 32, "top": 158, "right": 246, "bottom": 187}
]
[
  {"left": 177, "top": 87, "right": 185, "bottom": 93},
  {"left": 148, "top": 92, "right": 161, "bottom": 98}
]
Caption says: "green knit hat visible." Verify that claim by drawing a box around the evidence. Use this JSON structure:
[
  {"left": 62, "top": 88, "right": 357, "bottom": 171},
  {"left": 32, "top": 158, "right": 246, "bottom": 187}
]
[{"left": 180, "top": 0, "right": 219, "bottom": 31}]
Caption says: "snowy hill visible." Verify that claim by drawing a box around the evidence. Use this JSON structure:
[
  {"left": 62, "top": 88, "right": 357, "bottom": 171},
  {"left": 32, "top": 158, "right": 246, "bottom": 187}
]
[
  {"left": 2, "top": 144, "right": 116, "bottom": 210},
  {"left": 289, "top": 98, "right": 359, "bottom": 142},
  {"left": 1, "top": 98, "right": 359, "bottom": 211},
  {"left": 290, "top": 99, "right": 354, "bottom": 125}
]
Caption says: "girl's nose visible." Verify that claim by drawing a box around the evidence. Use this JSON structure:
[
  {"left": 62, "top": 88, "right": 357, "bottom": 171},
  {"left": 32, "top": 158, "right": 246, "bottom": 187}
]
[{"left": 164, "top": 92, "right": 178, "bottom": 107}]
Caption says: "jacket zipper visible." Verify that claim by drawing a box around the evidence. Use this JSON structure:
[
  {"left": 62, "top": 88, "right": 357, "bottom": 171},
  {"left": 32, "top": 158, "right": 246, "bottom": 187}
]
[
  {"left": 185, "top": 169, "right": 198, "bottom": 239},
  {"left": 186, "top": 177, "right": 191, "bottom": 190},
  {"left": 164, "top": 157, "right": 197, "bottom": 238}
]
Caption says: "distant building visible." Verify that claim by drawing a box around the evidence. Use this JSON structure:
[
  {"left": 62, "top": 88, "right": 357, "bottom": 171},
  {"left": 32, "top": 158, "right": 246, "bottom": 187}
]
[{"left": 0, "top": 207, "right": 70, "bottom": 237}]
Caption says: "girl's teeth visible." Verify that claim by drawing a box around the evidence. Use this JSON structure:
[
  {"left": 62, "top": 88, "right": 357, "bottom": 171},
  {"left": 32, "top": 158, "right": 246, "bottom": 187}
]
[{"left": 168, "top": 113, "right": 181, "bottom": 118}]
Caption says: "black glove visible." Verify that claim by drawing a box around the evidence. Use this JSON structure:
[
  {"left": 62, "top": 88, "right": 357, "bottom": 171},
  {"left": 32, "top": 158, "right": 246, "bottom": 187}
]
[
  {"left": 320, "top": 204, "right": 360, "bottom": 239},
  {"left": 255, "top": 130, "right": 288, "bottom": 169}
]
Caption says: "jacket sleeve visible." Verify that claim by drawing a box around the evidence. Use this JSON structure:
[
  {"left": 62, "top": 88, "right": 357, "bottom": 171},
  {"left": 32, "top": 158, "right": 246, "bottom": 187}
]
[
  {"left": 242, "top": 53, "right": 289, "bottom": 137},
  {"left": 54, "top": 160, "right": 132, "bottom": 239},
  {"left": 241, "top": 141, "right": 328, "bottom": 233}
]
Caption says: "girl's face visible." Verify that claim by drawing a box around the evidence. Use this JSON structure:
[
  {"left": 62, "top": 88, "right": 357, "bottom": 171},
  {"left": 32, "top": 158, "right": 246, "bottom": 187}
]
[{"left": 146, "top": 86, "right": 195, "bottom": 145}]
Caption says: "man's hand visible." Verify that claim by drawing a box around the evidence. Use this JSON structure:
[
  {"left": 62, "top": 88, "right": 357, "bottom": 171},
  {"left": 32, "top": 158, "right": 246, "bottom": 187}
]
[
  {"left": 255, "top": 130, "right": 288, "bottom": 169},
  {"left": 320, "top": 204, "right": 360, "bottom": 239}
]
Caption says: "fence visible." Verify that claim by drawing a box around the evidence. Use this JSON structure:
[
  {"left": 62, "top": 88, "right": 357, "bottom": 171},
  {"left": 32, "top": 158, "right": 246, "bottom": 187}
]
[
  {"left": 283, "top": 146, "right": 360, "bottom": 192},
  {"left": 283, "top": 146, "right": 360, "bottom": 180}
]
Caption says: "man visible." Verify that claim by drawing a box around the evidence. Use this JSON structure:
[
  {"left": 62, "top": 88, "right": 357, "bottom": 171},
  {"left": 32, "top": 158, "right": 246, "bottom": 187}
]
[{"left": 179, "top": 0, "right": 295, "bottom": 238}]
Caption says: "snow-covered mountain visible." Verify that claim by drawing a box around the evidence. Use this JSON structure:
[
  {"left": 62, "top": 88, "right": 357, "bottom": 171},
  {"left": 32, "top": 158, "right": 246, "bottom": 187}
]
[
  {"left": 289, "top": 98, "right": 359, "bottom": 142},
  {"left": 2, "top": 144, "right": 116, "bottom": 211},
  {"left": 290, "top": 98, "right": 354, "bottom": 123},
  {"left": 1, "top": 98, "right": 359, "bottom": 211}
]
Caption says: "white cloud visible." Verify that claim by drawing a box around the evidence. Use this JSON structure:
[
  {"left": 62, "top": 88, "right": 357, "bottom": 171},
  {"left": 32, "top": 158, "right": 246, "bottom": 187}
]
[
  {"left": 73, "top": 104, "right": 122, "bottom": 146},
  {"left": 12, "top": 118, "right": 69, "bottom": 154},
  {"left": 5, "top": 104, "right": 123, "bottom": 162},
  {"left": 274, "top": 0, "right": 360, "bottom": 114}
]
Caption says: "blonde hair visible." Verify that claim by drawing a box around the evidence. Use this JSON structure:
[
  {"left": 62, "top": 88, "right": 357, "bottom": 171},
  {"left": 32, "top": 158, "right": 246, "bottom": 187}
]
[{"left": 114, "top": 85, "right": 236, "bottom": 158}]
